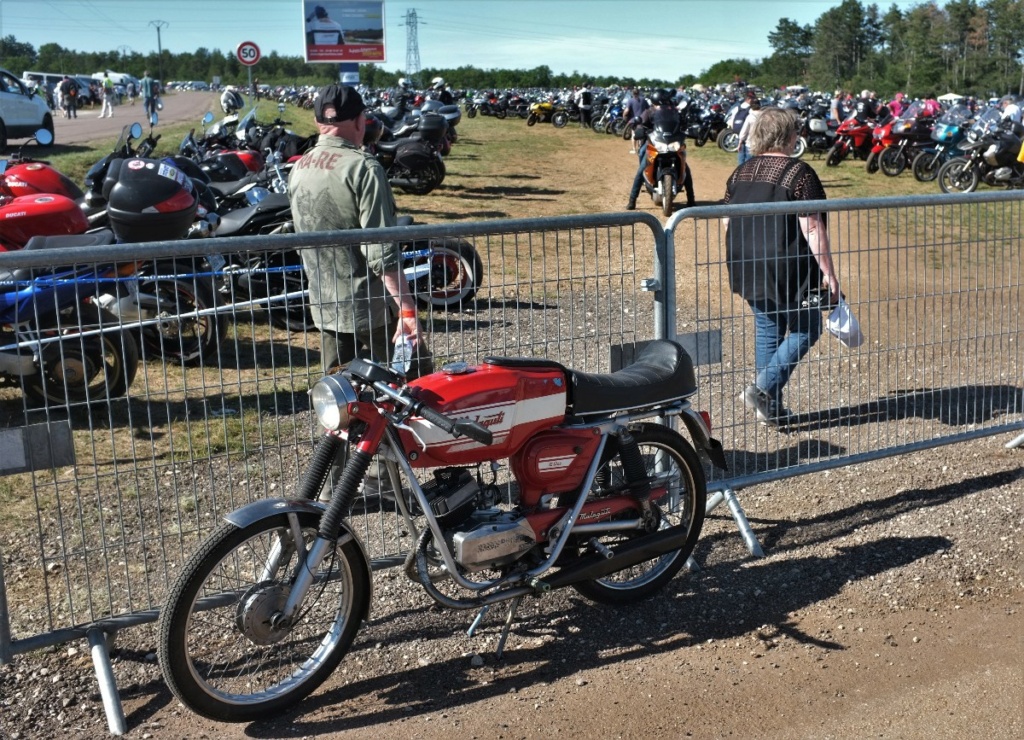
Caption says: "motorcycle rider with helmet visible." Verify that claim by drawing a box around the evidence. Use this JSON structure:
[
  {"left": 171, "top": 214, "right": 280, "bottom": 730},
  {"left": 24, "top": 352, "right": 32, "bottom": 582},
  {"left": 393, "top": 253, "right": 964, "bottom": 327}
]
[
  {"left": 430, "top": 77, "right": 454, "bottom": 105},
  {"left": 626, "top": 89, "right": 695, "bottom": 211},
  {"left": 392, "top": 77, "right": 414, "bottom": 115}
]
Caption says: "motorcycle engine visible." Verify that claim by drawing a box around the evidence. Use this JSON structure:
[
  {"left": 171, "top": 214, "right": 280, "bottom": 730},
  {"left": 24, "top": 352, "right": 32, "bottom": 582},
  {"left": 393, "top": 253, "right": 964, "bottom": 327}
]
[{"left": 450, "top": 509, "right": 537, "bottom": 572}]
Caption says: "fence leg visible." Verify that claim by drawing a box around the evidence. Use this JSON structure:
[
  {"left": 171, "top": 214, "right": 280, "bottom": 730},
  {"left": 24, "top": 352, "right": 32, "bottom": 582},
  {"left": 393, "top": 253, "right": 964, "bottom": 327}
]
[
  {"left": 87, "top": 627, "right": 126, "bottom": 736},
  {"left": 1006, "top": 429, "right": 1024, "bottom": 450},
  {"left": 0, "top": 553, "right": 11, "bottom": 664},
  {"left": 721, "top": 487, "right": 765, "bottom": 557}
]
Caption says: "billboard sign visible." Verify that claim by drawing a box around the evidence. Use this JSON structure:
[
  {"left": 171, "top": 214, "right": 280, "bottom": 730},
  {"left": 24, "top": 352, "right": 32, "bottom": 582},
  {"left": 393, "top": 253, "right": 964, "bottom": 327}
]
[{"left": 303, "top": 1, "right": 386, "bottom": 63}]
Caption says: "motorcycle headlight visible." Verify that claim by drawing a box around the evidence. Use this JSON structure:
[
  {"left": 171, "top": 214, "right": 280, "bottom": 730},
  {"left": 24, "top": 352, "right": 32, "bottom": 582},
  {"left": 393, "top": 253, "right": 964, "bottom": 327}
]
[
  {"left": 310, "top": 375, "right": 359, "bottom": 431},
  {"left": 653, "top": 140, "right": 683, "bottom": 154}
]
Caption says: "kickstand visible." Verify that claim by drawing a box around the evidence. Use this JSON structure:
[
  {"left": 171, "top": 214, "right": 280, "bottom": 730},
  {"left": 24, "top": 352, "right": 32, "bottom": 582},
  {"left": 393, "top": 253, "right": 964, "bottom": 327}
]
[
  {"left": 495, "top": 596, "right": 523, "bottom": 659},
  {"left": 467, "top": 604, "right": 490, "bottom": 637}
]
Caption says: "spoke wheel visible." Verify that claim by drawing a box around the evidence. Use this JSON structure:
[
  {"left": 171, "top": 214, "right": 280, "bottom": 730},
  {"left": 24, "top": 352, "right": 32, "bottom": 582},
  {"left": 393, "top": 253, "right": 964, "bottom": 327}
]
[
  {"left": 409, "top": 239, "right": 484, "bottom": 309},
  {"left": 158, "top": 512, "right": 370, "bottom": 722},
  {"left": 938, "top": 157, "right": 979, "bottom": 194},
  {"left": 571, "top": 423, "right": 706, "bottom": 605}
]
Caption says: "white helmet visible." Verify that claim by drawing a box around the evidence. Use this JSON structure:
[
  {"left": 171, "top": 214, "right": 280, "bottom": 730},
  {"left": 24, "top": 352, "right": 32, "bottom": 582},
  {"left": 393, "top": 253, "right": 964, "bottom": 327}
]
[
  {"left": 397, "top": 77, "right": 410, "bottom": 89},
  {"left": 431, "top": 76, "right": 445, "bottom": 90}
]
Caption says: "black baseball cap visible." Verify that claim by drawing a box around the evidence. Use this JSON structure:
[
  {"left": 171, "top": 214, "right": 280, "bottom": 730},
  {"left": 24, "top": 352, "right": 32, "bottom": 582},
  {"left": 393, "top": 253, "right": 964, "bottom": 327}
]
[{"left": 314, "top": 84, "right": 366, "bottom": 124}]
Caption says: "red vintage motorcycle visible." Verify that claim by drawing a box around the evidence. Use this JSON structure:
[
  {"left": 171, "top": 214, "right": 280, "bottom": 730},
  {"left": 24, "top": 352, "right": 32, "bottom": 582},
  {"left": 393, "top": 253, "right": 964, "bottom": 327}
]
[
  {"left": 826, "top": 113, "right": 877, "bottom": 166},
  {"left": 158, "top": 339, "right": 726, "bottom": 721}
]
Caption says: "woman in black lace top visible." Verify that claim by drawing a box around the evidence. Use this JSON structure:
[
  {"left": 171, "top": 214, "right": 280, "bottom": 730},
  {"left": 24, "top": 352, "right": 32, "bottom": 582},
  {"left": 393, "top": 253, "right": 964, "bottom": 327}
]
[{"left": 721, "top": 107, "right": 841, "bottom": 425}]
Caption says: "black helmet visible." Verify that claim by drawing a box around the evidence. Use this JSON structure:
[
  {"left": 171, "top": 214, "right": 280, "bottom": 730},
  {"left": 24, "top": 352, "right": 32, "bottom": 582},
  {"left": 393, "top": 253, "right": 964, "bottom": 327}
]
[{"left": 650, "top": 88, "right": 672, "bottom": 106}]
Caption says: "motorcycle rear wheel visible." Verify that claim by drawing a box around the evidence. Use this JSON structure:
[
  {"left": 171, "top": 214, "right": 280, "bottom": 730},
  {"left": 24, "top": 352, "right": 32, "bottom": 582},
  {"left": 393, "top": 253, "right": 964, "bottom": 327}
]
[
  {"left": 410, "top": 239, "right": 484, "bottom": 309},
  {"left": 25, "top": 304, "right": 139, "bottom": 407},
  {"left": 158, "top": 512, "right": 371, "bottom": 722},
  {"left": 938, "top": 157, "right": 978, "bottom": 194},
  {"left": 495, "top": 108, "right": 507, "bottom": 120},
  {"left": 879, "top": 146, "right": 907, "bottom": 177},
  {"left": 571, "top": 423, "right": 706, "bottom": 605},
  {"left": 137, "top": 271, "right": 223, "bottom": 366}
]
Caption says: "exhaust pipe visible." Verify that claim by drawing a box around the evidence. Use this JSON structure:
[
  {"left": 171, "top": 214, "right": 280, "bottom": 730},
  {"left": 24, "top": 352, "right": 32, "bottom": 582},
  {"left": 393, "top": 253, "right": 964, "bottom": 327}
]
[{"left": 538, "top": 522, "right": 696, "bottom": 591}]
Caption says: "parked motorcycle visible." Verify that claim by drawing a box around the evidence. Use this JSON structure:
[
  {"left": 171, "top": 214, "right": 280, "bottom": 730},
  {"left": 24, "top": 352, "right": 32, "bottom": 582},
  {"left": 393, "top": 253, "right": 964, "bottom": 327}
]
[
  {"left": 638, "top": 107, "right": 690, "bottom": 217},
  {"left": 875, "top": 102, "right": 936, "bottom": 177},
  {"left": 0, "top": 230, "right": 139, "bottom": 406},
  {"left": 526, "top": 100, "right": 567, "bottom": 127},
  {"left": 911, "top": 104, "right": 973, "bottom": 182},
  {"left": 825, "top": 113, "right": 878, "bottom": 166},
  {"left": 792, "top": 100, "right": 835, "bottom": 158},
  {"left": 366, "top": 111, "right": 447, "bottom": 195},
  {"left": 679, "top": 98, "right": 725, "bottom": 148},
  {"left": 937, "top": 108, "right": 1024, "bottom": 193},
  {"left": 157, "top": 338, "right": 726, "bottom": 721}
]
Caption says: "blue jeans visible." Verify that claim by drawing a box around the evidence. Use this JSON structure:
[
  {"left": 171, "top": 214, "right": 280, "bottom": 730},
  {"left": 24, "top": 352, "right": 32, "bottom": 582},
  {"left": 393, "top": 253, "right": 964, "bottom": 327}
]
[
  {"left": 737, "top": 144, "right": 752, "bottom": 165},
  {"left": 748, "top": 301, "right": 823, "bottom": 403}
]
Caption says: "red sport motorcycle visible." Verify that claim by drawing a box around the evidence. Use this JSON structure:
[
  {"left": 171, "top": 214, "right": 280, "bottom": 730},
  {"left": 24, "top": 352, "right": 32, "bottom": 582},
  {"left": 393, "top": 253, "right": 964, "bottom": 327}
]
[
  {"left": 158, "top": 339, "right": 727, "bottom": 722},
  {"left": 826, "top": 113, "right": 878, "bottom": 166}
]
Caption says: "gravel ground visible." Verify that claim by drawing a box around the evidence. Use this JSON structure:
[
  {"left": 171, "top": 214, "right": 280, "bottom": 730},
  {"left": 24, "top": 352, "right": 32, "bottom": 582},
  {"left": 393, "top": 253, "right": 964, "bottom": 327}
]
[{"left": 1, "top": 114, "right": 1021, "bottom": 739}]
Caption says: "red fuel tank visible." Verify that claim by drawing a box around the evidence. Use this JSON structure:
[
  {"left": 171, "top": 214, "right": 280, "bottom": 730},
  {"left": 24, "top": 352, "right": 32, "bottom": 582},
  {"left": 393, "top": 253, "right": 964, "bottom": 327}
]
[
  {"left": 400, "top": 362, "right": 567, "bottom": 468},
  {"left": 0, "top": 194, "right": 88, "bottom": 251}
]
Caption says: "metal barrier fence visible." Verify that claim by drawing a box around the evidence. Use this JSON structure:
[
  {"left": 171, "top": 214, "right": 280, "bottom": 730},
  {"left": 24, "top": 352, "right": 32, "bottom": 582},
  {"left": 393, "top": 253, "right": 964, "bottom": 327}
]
[
  {"left": 667, "top": 191, "right": 1022, "bottom": 554},
  {"left": 0, "top": 195, "right": 1020, "bottom": 733},
  {"left": 0, "top": 213, "right": 666, "bottom": 733}
]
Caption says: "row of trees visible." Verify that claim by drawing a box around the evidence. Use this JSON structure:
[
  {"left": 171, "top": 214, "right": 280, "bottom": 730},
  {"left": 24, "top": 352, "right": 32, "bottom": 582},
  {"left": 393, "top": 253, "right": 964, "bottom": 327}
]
[{"left": 1, "top": 1, "right": 1021, "bottom": 97}]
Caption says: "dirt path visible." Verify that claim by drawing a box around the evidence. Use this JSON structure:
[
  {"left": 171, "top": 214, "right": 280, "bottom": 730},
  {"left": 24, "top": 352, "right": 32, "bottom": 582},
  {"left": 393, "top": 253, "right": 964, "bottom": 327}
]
[
  {"left": 49, "top": 92, "right": 221, "bottom": 148},
  {"left": 0, "top": 115, "right": 1020, "bottom": 740}
]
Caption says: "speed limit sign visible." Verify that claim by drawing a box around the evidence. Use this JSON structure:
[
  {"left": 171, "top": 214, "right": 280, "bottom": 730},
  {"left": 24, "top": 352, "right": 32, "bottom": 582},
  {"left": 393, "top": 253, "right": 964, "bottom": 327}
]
[{"left": 236, "top": 41, "right": 261, "bottom": 67}]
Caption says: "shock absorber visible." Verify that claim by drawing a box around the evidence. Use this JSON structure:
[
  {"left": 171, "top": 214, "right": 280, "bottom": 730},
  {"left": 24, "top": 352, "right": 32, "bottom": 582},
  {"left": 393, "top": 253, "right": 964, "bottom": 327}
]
[
  {"left": 318, "top": 446, "right": 372, "bottom": 540},
  {"left": 617, "top": 428, "right": 652, "bottom": 500}
]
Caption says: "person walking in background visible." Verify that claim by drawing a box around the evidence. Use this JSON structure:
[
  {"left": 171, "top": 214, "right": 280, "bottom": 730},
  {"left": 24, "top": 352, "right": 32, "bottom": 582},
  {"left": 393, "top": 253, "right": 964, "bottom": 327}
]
[
  {"left": 721, "top": 107, "right": 841, "bottom": 425},
  {"left": 58, "top": 75, "right": 77, "bottom": 119},
  {"left": 100, "top": 72, "right": 115, "bottom": 118},
  {"left": 736, "top": 97, "right": 761, "bottom": 165},
  {"left": 575, "top": 82, "right": 594, "bottom": 129},
  {"left": 140, "top": 70, "right": 158, "bottom": 124},
  {"left": 127, "top": 79, "right": 137, "bottom": 106}
]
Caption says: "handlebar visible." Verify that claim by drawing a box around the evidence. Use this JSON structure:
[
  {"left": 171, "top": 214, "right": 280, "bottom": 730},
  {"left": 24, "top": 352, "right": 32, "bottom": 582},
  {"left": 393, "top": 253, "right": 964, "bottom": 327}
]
[{"left": 371, "top": 375, "right": 494, "bottom": 446}]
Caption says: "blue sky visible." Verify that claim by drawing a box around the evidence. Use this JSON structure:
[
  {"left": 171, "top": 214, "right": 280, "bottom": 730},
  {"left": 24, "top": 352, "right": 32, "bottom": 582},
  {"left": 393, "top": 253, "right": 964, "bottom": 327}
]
[{"left": 4, "top": 0, "right": 927, "bottom": 79}]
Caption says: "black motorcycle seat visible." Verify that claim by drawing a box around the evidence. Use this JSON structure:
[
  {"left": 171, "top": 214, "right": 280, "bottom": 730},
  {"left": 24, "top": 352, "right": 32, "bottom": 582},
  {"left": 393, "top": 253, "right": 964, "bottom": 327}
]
[
  {"left": 484, "top": 340, "right": 697, "bottom": 417},
  {"left": 376, "top": 139, "right": 404, "bottom": 154},
  {"left": 21, "top": 230, "right": 115, "bottom": 250},
  {"left": 207, "top": 174, "right": 261, "bottom": 198},
  {"left": 215, "top": 193, "right": 291, "bottom": 237},
  {"left": 567, "top": 340, "right": 697, "bottom": 416},
  {"left": 2, "top": 231, "right": 116, "bottom": 284}
]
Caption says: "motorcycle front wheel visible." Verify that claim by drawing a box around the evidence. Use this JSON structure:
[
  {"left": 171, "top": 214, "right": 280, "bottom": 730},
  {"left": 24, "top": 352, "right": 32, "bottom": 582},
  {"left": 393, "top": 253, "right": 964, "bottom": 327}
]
[
  {"left": 865, "top": 150, "right": 881, "bottom": 174},
  {"left": 661, "top": 172, "right": 674, "bottom": 218},
  {"left": 572, "top": 423, "right": 706, "bottom": 605},
  {"left": 465, "top": 106, "right": 477, "bottom": 118},
  {"left": 912, "top": 151, "right": 940, "bottom": 182},
  {"left": 717, "top": 129, "right": 739, "bottom": 152},
  {"left": 791, "top": 136, "right": 807, "bottom": 159},
  {"left": 879, "top": 146, "right": 907, "bottom": 177},
  {"left": 410, "top": 239, "right": 484, "bottom": 309},
  {"left": 938, "top": 157, "right": 978, "bottom": 193},
  {"left": 526, "top": 114, "right": 538, "bottom": 126},
  {"left": 25, "top": 304, "right": 139, "bottom": 406},
  {"left": 825, "top": 143, "right": 845, "bottom": 167},
  {"left": 158, "top": 511, "right": 371, "bottom": 722},
  {"left": 552, "top": 111, "right": 569, "bottom": 128}
]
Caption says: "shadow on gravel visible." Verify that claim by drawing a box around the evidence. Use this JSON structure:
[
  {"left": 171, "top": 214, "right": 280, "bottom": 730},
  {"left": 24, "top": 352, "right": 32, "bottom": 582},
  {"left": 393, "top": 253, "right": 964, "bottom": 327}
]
[
  {"left": 226, "top": 534, "right": 951, "bottom": 737},
  {"left": 112, "top": 469, "right": 1019, "bottom": 734},
  {"left": 781, "top": 384, "right": 1024, "bottom": 432}
]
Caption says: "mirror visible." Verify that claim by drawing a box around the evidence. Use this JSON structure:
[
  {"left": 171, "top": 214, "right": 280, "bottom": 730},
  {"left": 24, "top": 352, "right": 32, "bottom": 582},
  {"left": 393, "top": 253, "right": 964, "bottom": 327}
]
[
  {"left": 150, "top": 112, "right": 159, "bottom": 127},
  {"left": 130, "top": 122, "right": 143, "bottom": 139},
  {"left": 278, "top": 102, "right": 286, "bottom": 113},
  {"left": 34, "top": 128, "right": 54, "bottom": 146},
  {"left": 203, "top": 111, "right": 215, "bottom": 125}
]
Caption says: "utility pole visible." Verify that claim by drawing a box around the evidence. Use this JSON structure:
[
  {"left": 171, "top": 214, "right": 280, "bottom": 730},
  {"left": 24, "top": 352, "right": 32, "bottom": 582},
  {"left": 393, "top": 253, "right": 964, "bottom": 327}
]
[
  {"left": 400, "top": 9, "right": 421, "bottom": 88},
  {"left": 149, "top": 20, "right": 168, "bottom": 83},
  {"left": 117, "top": 45, "right": 132, "bottom": 71}
]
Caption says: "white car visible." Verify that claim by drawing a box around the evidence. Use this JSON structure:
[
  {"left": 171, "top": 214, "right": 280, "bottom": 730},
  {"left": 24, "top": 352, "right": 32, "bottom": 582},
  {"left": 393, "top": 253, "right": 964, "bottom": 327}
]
[{"left": 0, "top": 67, "right": 55, "bottom": 152}]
